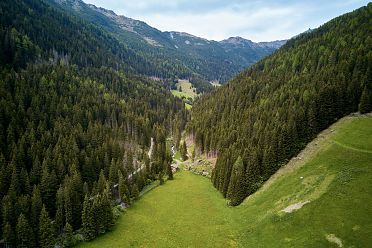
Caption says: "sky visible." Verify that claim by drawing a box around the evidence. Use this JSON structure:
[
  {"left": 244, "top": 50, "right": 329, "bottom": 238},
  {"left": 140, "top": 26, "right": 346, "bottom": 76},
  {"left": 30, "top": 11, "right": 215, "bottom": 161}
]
[{"left": 85, "top": 0, "right": 370, "bottom": 42}]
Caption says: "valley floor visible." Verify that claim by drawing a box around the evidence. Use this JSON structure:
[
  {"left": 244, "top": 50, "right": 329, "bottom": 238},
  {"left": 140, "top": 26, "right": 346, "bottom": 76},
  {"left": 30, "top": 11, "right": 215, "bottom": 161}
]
[{"left": 79, "top": 116, "right": 372, "bottom": 247}]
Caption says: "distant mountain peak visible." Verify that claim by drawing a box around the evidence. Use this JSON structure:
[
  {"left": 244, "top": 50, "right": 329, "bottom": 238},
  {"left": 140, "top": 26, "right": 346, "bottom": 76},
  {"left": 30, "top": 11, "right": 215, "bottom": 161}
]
[
  {"left": 221, "top": 36, "right": 254, "bottom": 45},
  {"left": 220, "top": 36, "right": 286, "bottom": 50}
]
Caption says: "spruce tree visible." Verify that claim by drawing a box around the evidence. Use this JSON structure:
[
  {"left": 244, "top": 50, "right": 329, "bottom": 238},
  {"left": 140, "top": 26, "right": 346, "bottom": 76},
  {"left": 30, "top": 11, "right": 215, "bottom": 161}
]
[
  {"left": 39, "top": 205, "right": 55, "bottom": 248},
  {"left": 97, "top": 170, "right": 107, "bottom": 193},
  {"left": 40, "top": 167, "right": 58, "bottom": 216},
  {"left": 101, "top": 189, "right": 114, "bottom": 231},
  {"left": 55, "top": 185, "right": 64, "bottom": 233},
  {"left": 131, "top": 183, "right": 140, "bottom": 199},
  {"left": 118, "top": 171, "right": 130, "bottom": 204},
  {"left": 180, "top": 141, "right": 188, "bottom": 161},
  {"left": 359, "top": 86, "right": 371, "bottom": 114},
  {"left": 16, "top": 214, "right": 35, "bottom": 248},
  {"left": 63, "top": 222, "right": 74, "bottom": 247},
  {"left": 82, "top": 195, "right": 95, "bottom": 240},
  {"left": 3, "top": 222, "right": 15, "bottom": 247},
  {"left": 227, "top": 156, "right": 245, "bottom": 206},
  {"left": 31, "top": 185, "right": 42, "bottom": 238}
]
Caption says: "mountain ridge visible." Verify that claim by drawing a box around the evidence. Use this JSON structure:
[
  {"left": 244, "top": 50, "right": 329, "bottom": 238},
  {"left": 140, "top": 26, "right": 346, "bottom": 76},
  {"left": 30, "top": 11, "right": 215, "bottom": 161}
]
[{"left": 50, "top": 0, "right": 286, "bottom": 85}]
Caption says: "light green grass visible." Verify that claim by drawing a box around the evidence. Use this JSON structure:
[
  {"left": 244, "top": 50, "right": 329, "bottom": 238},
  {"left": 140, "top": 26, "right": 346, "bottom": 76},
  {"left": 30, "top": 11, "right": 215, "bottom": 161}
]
[
  {"left": 176, "top": 80, "right": 197, "bottom": 99},
  {"left": 173, "top": 150, "right": 181, "bottom": 161},
  {"left": 79, "top": 116, "right": 372, "bottom": 247},
  {"left": 170, "top": 90, "right": 189, "bottom": 99},
  {"left": 185, "top": 103, "right": 192, "bottom": 110},
  {"left": 171, "top": 80, "right": 198, "bottom": 110}
]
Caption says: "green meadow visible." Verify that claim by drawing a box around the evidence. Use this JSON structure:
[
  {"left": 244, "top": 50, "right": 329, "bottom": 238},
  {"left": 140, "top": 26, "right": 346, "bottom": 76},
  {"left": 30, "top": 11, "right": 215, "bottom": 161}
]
[{"left": 79, "top": 116, "right": 372, "bottom": 247}]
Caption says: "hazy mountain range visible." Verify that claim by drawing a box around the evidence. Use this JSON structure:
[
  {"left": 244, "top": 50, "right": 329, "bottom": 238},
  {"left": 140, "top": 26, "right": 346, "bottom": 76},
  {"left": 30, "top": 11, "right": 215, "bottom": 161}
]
[{"left": 51, "top": 0, "right": 286, "bottom": 84}]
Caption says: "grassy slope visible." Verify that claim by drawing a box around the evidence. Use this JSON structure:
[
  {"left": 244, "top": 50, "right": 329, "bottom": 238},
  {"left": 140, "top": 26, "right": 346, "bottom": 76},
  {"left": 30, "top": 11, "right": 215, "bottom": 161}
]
[
  {"left": 235, "top": 116, "right": 372, "bottom": 247},
  {"left": 171, "top": 80, "right": 198, "bottom": 109},
  {"left": 171, "top": 80, "right": 196, "bottom": 97},
  {"left": 79, "top": 116, "right": 372, "bottom": 247}
]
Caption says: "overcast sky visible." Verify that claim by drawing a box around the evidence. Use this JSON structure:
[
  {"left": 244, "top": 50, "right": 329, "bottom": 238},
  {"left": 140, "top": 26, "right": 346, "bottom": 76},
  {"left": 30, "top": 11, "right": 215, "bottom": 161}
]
[{"left": 85, "top": 0, "right": 370, "bottom": 42}]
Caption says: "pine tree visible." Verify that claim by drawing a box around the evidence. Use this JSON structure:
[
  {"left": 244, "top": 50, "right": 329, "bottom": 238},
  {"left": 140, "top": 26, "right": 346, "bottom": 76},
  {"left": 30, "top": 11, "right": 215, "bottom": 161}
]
[
  {"left": 40, "top": 167, "right": 58, "bottom": 216},
  {"left": 64, "top": 184, "right": 73, "bottom": 229},
  {"left": 227, "top": 156, "right": 245, "bottom": 206},
  {"left": 2, "top": 195, "right": 15, "bottom": 238},
  {"left": 16, "top": 214, "right": 35, "bottom": 248},
  {"left": 118, "top": 171, "right": 130, "bottom": 204},
  {"left": 101, "top": 189, "right": 114, "bottom": 231},
  {"left": 3, "top": 222, "right": 15, "bottom": 247},
  {"left": 131, "top": 183, "right": 140, "bottom": 199},
  {"left": 97, "top": 170, "right": 107, "bottom": 193},
  {"left": 39, "top": 205, "right": 55, "bottom": 248},
  {"left": 31, "top": 185, "right": 43, "bottom": 243},
  {"left": 180, "top": 141, "right": 188, "bottom": 161},
  {"left": 359, "top": 86, "right": 371, "bottom": 114},
  {"left": 8, "top": 166, "right": 20, "bottom": 196},
  {"left": 55, "top": 185, "right": 64, "bottom": 233},
  {"left": 63, "top": 222, "right": 74, "bottom": 247},
  {"left": 82, "top": 195, "right": 95, "bottom": 240}
]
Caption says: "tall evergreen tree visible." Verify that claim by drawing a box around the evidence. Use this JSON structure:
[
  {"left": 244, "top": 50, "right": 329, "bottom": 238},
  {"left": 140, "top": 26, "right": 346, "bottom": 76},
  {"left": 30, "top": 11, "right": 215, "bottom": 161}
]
[
  {"left": 40, "top": 167, "right": 58, "bottom": 216},
  {"left": 131, "top": 183, "right": 140, "bottom": 199},
  {"left": 180, "top": 141, "right": 188, "bottom": 161},
  {"left": 30, "top": 185, "right": 43, "bottom": 243},
  {"left": 16, "top": 214, "right": 35, "bottom": 248},
  {"left": 227, "top": 156, "right": 245, "bottom": 206},
  {"left": 82, "top": 195, "right": 95, "bottom": 240},
  {"left": 118, "top": 171, "right": 130, "bottom": 204},
  {"left": 101, "top": 189, "right": 114, "bottom": 232},
  {"left": 39, "top": 205, "right": 55, "bottom": 248},
  {"left": 63, "top": 222, "right": 74, "bottom": 247},
  {"left": 3, "top": 222, "right": 15, "bottom": 247}
]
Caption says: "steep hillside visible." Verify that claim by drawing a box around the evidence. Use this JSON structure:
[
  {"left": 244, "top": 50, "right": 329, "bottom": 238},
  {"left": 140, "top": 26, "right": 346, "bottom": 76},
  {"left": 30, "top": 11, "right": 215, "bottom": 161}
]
[
  {"left": 49, "top": 0, "right": 285, "bottom": 86},
  {"left": 187, "top": 3, "right": 372, "bottom": 205},
  {"left": 0, "top": 0, "right": 146, "bottom": 72},
  {"left": 0, "top": 0, "right": 187, "bottom": 246},
  {"left": 79, "top": 116, "right": 372, "bottom": 247}
]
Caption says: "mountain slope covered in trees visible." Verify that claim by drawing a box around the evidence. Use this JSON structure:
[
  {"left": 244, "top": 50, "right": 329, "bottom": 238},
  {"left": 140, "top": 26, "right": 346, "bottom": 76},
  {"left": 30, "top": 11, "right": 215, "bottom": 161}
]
[
  {"left": 0, "top": 0, "right": 187, "bottom": 246},
  {"left": 187, "top": 3, "right": 372, "bottom": 205},
  {"left": 49, "top": 0, "right": 285, "bottom": 88}
]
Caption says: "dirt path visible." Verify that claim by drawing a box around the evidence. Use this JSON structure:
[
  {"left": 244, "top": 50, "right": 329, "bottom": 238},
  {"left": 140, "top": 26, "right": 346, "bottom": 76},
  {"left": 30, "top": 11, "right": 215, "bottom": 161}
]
[{"left": 282, "top": 201, "right": 310, "bottom": 213}]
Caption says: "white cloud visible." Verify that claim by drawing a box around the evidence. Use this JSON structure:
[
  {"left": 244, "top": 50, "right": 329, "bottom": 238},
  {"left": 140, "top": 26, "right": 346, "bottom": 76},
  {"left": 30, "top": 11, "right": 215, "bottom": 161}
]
[{"left": 133, "top": 6, "right": 302, "bottom": 41}]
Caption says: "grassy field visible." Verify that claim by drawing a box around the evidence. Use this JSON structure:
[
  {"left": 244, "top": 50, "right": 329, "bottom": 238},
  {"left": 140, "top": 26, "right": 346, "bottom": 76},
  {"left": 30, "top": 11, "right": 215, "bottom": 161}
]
[
  {"left": 79, "top": 116, "right": 372, "bottom": 247},
  {"left": 171, "top": 80, "right": 197, "bottom": 110},
  {"left": 176, "top": 80, "right": 198, "bottom": 99}
]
